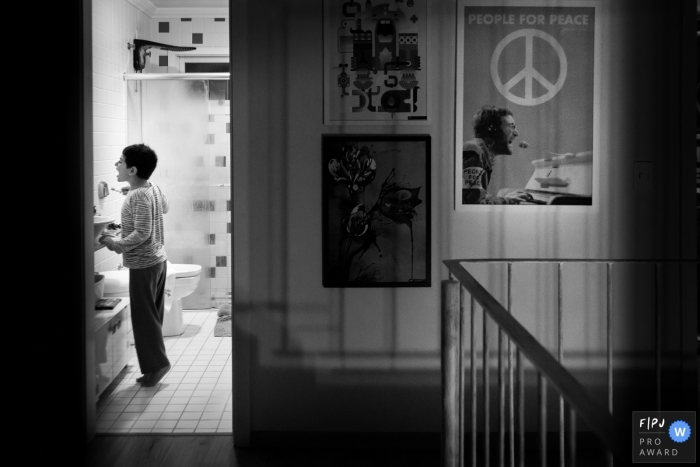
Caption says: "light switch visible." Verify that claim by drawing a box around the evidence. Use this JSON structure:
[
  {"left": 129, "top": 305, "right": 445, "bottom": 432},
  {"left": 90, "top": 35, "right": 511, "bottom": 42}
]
[{"left": 633, "top": 161, "right": 653, "bottom": 191}]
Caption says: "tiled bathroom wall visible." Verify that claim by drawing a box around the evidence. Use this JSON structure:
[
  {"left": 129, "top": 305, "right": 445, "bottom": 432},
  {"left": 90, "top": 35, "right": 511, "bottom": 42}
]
[
  {"left": 147, "top": 17, "right": 229, "bottom": 73},
  {"left": 93, "top": 0, "right": 152, "bottom": 273},
  {"left": 92, "top": 0, "right": 231, "bottom": 308}
]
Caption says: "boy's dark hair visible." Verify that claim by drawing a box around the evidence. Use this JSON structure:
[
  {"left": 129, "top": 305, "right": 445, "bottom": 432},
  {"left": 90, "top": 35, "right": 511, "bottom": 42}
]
[
  {"left": 472, "top": 105, "right": 513, "bottom": 139},
  {"left": 122, "top": 144, "right": 158, "bottom": 180}
]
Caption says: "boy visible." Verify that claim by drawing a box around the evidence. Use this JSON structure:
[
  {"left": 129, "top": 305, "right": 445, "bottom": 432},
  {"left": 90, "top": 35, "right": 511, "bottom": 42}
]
[{"left": 100, "top": 144, "right": 171, "bottom": 387}]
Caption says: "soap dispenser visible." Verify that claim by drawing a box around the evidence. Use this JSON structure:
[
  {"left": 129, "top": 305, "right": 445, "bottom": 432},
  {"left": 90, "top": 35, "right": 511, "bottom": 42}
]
[{"left": 98, "top": 181, "right": 109, "bottom": 199}]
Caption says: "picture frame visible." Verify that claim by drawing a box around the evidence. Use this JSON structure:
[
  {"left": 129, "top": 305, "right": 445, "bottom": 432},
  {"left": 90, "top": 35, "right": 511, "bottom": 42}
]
[
  {"left": 322, "top": 135, "right": 431, "bottom": 287},
  {"left": 323, "top": 0, "right": 429, "bottom": 125},
  {"left": 454, "top": 0, "right": 601, "bottom": 211}
]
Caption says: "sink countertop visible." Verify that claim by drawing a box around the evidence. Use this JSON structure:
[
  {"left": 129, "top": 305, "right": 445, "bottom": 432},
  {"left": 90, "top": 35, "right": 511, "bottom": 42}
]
[{"left": 95, "top": 297, "right": 130, "bottom": 331}]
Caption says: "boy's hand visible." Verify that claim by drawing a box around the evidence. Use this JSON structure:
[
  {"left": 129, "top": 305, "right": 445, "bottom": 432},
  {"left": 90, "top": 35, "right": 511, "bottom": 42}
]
[
  {"left": 120, "top": 186, "right": 130, "bottom": 195},
  {"left": 99, "top": 236, "right": 116, "bottom": 251}
]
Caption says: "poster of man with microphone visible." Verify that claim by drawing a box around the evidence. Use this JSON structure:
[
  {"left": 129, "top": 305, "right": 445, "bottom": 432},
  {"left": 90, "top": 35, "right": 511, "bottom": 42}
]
[{"left": 455, "top": 2, "right": 600, "bottom": 207}]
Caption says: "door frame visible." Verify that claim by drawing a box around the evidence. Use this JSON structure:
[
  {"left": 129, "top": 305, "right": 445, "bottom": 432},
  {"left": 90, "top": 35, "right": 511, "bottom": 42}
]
[{"left": 82, "top": 0, "right": 250, "bottom": 448}]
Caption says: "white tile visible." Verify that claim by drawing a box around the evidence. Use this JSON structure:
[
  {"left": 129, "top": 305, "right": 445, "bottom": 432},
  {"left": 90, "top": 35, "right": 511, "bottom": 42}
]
[
  {"left": 189, "top": 396, "right": 210, "bottom": 405},
  {"left": 158, "top": 29, "right": 170, "bottom": 45},
  {"left": 200, "top": 411, "right": 221, "bottom": 420},
  {"left": 95, "top": 246, "right": 115, "bottom": 266},
  {"left": 198, "top": 419, "right": 220, "bottom": 430},
  {"left": 138, "top": 413, "right": 161, "bottom": 421},
  {"left": 158, "top": 412, "right": 181, "bottom": 421},
  {"left": 132, "top": 420, "right": 157, "bottom": 429},
  {"left": 180, "top": 412, "right": 202, "bottom": 421},
  {"left": 153, "top": 420, "right": 177, "bottom": 430},
  {"left": 176, "top": 420, "right": 198, "bottom": 429},
  {"left": 170, "top": 20, "right": 181, "bottom": 48},
  {"left": 184, "top": 404, "right": 207, "bottom": 413},
  {"left": 213, "top": 20, "right": 227, "bottom": 47},
  {"left": 95, "top": 253, "right": 124, "bottom": 273},
  {"left": 110, "top": 420, "right": 135, "bottom": 430},
  {"left": 177, "top": 383, "right": 198, "bottom": 390},
  {"left": 192, "top": 19, "right": 203, "bottom": 34},
  {"left": 97, "top": 411, "right": 121, "bottom": 421},
  {"left": 164, "top": 404, "right": 186, "bottom": 412},
  {"left": 180, "top": 21, "right": 192, "bottom": 46},
  {"left": 150, "top": 17, "right": 158, "bottom": 42},
  {"left": 202, "top": 19, "right": 214, "bottom": 45}
]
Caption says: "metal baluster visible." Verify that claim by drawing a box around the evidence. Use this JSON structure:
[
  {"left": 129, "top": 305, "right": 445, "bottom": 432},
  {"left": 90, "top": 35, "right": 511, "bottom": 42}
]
[
  {"left": 484, "top": 309, "right": 490, "bottom": 466},
  {"left": 558, "top": 263, "right": 564, "bottom": 467},
  {"left": 471, "top": 296, "right": 477, "bottom": 467},
  {"left": 460, "top": 286, "right": 466, "bottom": 467},
  {"left": 442, "top": 277, "right": 460, "bottom": 467},
  {"left": 518, "top": 349, "right": 524, "bottom": 467},
  {"left": 508, "top": 264, "right": 515, "bottom": 467},
  {"left": 655, "top": 263, "right": 661, "bottom": 411},
  {"left": 539, "top": 373, "right": 546, "bottom": 467},
  {"left": 569, "top": 407, "right": 576, "bottom": 467},
  {"left": 499, "top": 310, "right": 505, "bottom": 467},
  {"left": 607, "top": 263, "right": 613, "bottom": 467}
]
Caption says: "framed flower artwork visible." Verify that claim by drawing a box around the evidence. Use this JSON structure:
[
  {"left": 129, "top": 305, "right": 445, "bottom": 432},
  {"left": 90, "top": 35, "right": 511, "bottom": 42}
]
[{"left": 322, "top": 135, "right": 430, "bottom": 287}]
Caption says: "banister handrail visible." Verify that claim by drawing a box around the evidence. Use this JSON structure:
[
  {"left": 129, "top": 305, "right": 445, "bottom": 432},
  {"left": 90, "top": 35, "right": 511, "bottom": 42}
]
[
  {"left": 443, "top": 259, "right": 630, "bottom": 463},
  {"left": 446, "top": 258, "right": 696, "bottom": 263}
]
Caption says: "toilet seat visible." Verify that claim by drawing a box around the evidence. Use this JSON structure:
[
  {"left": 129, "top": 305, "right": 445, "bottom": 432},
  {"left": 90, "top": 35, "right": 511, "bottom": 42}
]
[{"left": 170, "top": 263, "right": 202, "bottom": 278}]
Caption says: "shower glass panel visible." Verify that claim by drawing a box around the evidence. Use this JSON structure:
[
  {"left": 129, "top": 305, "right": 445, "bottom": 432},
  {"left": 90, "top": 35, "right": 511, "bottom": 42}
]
[{"left": 127, "top": 79, "right": 231, "bottom": 309}]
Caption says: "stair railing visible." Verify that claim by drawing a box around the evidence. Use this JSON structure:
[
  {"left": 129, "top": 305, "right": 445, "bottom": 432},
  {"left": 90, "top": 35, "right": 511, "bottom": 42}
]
[{"left": 441, "top": 259, "right": 636, "bottom": 467}]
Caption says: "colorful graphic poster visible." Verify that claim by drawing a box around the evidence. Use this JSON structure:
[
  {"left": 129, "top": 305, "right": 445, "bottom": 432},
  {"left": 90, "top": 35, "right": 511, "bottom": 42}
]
[
  {"left": 324, "top": 0, "right": 428, "bottom": 124},
  {"left": 455, "top": 1, "right": 600, "bottom": 210}
]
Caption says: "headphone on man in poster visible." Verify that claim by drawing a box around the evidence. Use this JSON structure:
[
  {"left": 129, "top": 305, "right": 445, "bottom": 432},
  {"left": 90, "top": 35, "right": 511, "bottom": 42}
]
[{"left": 472, "top": 105, "right": 513, "bottom": 140}]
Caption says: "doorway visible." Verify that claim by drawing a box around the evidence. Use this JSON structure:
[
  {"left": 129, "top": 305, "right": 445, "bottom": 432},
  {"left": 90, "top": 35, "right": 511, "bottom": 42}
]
[{"left": 94, "top": 63, "right": 233, "bottom": 434}]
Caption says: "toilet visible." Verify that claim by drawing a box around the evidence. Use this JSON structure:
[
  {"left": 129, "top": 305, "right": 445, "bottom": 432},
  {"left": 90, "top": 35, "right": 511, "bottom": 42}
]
[{"left": 101, "top": 262, "right": 202, "bottom": 337}]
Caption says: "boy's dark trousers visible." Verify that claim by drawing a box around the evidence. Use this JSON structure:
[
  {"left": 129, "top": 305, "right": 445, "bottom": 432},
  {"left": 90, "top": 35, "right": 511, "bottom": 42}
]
[{"left": 129, "top": 261, "right": 170, "bottom": 374}]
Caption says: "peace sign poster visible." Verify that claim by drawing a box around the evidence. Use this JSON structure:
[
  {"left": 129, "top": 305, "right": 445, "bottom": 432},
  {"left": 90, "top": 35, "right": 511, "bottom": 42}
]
[
  {"left": 455, "top": 0, "right": 601, "bottom": 210},
  {"left": 323, "top": 0, "right": 429, "bottom": 125}
]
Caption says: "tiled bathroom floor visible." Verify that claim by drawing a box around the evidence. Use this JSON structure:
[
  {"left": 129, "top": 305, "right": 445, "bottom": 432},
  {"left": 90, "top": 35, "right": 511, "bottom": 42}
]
[{"left": 96, "top": 310, "right": 232, "bottom": 434}]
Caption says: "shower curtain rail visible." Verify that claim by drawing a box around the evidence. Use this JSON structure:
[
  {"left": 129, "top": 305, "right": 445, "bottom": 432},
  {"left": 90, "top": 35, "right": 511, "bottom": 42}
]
[{"left": 123, "top": 72, "right": 230, "bottom": 81}]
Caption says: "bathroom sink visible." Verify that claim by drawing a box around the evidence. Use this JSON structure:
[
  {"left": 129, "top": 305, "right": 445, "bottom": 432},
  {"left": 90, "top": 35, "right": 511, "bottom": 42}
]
[{"left": 94, "top": 216, "right": 113, "bottom": 248}]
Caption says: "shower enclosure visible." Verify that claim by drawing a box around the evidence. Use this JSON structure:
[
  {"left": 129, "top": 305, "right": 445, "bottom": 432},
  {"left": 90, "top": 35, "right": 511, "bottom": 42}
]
[{"left": 126, "top": 72, "right": 231, "bottom": 309}]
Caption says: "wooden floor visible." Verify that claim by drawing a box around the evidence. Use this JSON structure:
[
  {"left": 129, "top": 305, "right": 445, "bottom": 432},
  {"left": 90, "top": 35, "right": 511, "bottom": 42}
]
[
  {"left": 85, "top": 356, "right": 700, "bottom": 466},
  {"left": 85, "top": 434, "right": 620, "bottom": 467},
  {"left": 85, "top": 435, "right": 440, "bottom": 467}
]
